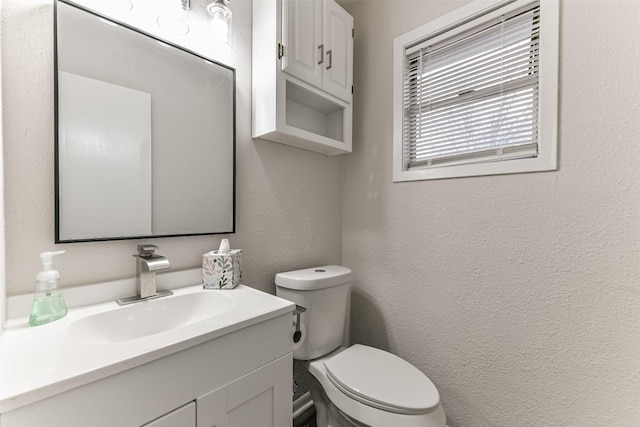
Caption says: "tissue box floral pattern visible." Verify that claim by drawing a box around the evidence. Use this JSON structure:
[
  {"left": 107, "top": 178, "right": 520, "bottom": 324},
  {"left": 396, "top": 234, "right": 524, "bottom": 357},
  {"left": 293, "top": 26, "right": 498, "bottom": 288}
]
[{"left": 203, "top": 249, "right": 242, "bottom": 289}]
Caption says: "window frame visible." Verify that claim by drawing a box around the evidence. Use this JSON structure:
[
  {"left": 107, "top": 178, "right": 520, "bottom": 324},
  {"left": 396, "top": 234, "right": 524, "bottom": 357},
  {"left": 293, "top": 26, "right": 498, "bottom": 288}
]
[{"left": 392, "top": 0, "right": 559, "bottom": 182}]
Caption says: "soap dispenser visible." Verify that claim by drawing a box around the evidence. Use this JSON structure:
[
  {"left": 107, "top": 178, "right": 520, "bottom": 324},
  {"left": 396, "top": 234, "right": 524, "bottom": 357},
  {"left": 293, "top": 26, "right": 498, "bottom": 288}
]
[{"left": 29, "top": 250, "right": 68, "bottom": 326}]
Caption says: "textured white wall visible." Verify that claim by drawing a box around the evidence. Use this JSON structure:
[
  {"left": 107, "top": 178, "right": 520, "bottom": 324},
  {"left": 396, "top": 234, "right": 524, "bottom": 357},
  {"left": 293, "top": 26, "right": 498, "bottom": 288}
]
[
  {"left": 341, "top": 0, "right": 640, "bottom": 426},
  {"left": 1, "top": 0, "right": 342, "bottom": 297}
]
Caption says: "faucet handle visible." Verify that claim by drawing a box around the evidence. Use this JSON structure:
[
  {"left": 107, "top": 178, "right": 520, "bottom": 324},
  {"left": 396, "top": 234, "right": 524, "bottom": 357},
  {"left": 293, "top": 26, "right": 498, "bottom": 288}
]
[{"left": 137, "top": 244, "right": 158, "bottom": 257}]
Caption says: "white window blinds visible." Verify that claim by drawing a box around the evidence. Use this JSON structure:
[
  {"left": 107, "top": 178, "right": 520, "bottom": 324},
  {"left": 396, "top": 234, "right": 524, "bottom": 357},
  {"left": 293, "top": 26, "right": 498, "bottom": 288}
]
[{"left": 403, "top": 1, "right": 541, "bottom": 170}]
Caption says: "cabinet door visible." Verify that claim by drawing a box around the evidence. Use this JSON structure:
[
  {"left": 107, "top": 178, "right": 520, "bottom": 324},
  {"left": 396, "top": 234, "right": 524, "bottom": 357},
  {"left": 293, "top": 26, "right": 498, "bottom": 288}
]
[
  {"left": 197, "top": 354, "right": 293, "bottom": 427},
  {"left": 197, "top": 386, "right": 227, "bottom": 427},
  {"left": 142, "top": 402, "right": 196, "bottom": 427},
  {"left": 322, "top": 0, "right": 353, "bottom": 102},
  {"left": 226, "top": 353, "right": 292, "bottom": 427},
  {"left": 282, "top": 0, "right": 323, "bottom": 88}
]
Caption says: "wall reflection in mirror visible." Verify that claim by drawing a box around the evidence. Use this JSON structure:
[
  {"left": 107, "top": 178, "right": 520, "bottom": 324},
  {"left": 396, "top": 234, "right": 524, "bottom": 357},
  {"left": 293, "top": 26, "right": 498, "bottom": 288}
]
[{"left": 55, "top": 0, "right": 236, "bottom": 242}]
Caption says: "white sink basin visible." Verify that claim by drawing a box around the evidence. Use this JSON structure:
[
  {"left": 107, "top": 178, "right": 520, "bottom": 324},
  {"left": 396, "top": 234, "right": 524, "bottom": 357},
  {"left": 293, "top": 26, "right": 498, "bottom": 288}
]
[{"left": 69, "top": 291, "right": 236, "bottom": 344}]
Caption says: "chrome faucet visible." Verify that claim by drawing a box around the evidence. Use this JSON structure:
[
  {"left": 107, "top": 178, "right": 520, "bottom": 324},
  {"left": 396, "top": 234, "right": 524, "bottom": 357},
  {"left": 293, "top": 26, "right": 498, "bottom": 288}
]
[
  {"left": 116, "top": 244, "right": 172, "bottom": 305},
  {"left": 135, "top": 244, "right": 171, "bottom": 298}
]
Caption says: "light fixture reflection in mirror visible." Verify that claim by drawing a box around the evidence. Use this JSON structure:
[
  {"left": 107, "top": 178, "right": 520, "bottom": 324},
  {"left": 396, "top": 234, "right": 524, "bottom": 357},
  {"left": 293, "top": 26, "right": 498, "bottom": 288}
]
[
  {"left": 156, "top": 0, "right": 190, "bottom": 36},
  {"left": 156, "top": 14, "right": 190, "bottom": 36},
  {"left": 68, "top": 0, "right": 233, "bottom": 55}
]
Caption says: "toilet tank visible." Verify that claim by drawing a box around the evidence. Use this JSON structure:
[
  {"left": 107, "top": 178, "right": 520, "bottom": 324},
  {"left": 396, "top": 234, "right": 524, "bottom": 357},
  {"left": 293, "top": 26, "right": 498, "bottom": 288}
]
[{"left": 275, "top": 265, "right": 352, "bottom": 360}]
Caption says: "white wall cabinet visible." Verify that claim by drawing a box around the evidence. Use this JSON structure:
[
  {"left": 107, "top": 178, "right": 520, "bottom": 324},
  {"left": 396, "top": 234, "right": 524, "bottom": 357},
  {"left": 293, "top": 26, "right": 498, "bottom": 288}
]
[
  {"left": 322, "top": 0, "right": 353, "bottom": 101},
  {"left": 281, "top": 0, "right": 323, "bottom": 90},
  {"left": 253, "top": 0, "right": 354, "bottom": 156},
  {"left": 0, "top": 315, "right": 293, "bottom": 427},
  {"left": 282, "top": 0, "right": 353, "bottom": 102}
]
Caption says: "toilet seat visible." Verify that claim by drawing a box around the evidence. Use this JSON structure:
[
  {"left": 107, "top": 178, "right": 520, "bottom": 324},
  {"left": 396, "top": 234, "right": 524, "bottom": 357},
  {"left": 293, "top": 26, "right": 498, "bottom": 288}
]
[
  {"left": 308, "top": 346, "right": 447, "bottom": 427},
  {"left": 323, "top": 344, "right": 440, "bottom": 415}
]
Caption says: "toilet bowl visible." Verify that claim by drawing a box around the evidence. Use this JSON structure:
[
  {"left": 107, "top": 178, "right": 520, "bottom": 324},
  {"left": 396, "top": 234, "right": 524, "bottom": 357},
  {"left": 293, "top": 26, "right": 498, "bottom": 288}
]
[
  {"left": 308, "top": 345, "right": 446, "bottom": 427},
  {"left": 275, "top": 266, "right": 446, "bottom": 427}
]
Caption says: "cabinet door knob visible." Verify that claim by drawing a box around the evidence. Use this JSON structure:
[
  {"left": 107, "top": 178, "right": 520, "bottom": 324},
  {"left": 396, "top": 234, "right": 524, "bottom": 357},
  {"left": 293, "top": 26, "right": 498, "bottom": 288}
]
[
  {"left": 326, "top": 49, "right": 332, "bottom": 70},
  {"left": 318, "top": 44, "right": 324, "bottom": 65}
]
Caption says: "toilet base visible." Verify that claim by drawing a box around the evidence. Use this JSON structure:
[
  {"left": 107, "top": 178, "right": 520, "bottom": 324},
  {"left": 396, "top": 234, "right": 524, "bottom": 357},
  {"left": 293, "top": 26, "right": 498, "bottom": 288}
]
[{"left": 310, "top": 381, "right": 367, "bottom": 427}]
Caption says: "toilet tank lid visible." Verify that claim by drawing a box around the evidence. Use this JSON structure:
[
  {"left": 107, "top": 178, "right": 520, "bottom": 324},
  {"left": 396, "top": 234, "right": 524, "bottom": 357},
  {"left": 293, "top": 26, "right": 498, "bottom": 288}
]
[{"left": 275, "top": 265, "right": 352, "bottom": 290}]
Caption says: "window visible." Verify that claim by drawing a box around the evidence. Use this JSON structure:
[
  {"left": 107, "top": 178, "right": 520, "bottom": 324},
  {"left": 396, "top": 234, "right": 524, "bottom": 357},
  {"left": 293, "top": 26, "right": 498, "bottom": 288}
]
[{"left": 393, "top": 0, "right": 558, "bottom": 181}]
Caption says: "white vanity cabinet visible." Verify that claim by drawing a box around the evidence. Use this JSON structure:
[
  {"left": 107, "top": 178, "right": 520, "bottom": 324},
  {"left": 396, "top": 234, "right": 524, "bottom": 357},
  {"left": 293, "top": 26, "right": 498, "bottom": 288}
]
[
  {"left": 253, "top": 0, "right": 354, "bottom": 156},
  {"left": 0, "top": 314, "right": 293, "bottom": 427},
  {"left": 142, "top": 402, "right": 196, "bottom": 427},
  {"left": 142, "top": 354, "right": 291, "bottom": 427}
]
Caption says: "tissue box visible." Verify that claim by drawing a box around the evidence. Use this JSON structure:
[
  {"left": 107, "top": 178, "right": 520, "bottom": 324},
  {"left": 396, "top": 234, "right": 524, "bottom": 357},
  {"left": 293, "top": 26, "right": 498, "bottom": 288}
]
[{"left": 202, "top": 249, "right": 243, "bottom": 289}]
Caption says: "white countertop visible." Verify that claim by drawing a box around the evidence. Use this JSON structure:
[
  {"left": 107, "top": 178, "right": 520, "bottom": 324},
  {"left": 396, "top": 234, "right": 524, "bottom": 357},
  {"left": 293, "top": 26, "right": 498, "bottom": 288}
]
[{"left": 0, "top": 283, "right": 294, "bottom": 413}]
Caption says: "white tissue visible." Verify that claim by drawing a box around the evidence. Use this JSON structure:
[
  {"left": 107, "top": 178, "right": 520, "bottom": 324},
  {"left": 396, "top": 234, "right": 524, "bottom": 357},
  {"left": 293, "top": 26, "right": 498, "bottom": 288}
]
[{"left": 218, "top": 238, "right": 230, "bottom": 254}]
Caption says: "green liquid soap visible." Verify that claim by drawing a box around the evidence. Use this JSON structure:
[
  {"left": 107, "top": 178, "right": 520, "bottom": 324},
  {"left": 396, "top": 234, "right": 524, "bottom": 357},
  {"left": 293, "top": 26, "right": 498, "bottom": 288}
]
[
  {"left": 28, "top": 294, "right": 68, "bottom": 326},
  {"left": 30, "top": 250, "right": 68, "bottom": 326}
]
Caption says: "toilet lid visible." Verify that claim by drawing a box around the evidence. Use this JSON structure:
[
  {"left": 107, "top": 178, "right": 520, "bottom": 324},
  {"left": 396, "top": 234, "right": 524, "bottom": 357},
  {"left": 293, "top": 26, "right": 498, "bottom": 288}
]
[{"left": 323, "top": 344, "right": 440, "bottom": 415}]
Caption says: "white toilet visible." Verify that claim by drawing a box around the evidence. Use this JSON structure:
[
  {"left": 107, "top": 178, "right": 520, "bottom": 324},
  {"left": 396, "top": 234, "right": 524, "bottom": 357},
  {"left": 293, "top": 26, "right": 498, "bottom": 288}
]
[{"left": 276, "top": 265, "right": 446, "bottom": 427}]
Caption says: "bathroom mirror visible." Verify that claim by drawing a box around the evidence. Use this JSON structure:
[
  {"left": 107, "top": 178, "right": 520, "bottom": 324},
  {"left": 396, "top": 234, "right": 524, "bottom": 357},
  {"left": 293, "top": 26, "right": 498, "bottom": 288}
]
[{"left": 55, "top": 0, "right": 236, "bottom": 242}]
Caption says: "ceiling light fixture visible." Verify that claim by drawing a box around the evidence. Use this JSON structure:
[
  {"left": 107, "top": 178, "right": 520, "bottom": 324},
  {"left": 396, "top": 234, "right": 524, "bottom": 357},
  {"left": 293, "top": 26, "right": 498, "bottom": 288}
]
[{"left": 207, "top": 0, "right": 232, "bottom": 49}]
